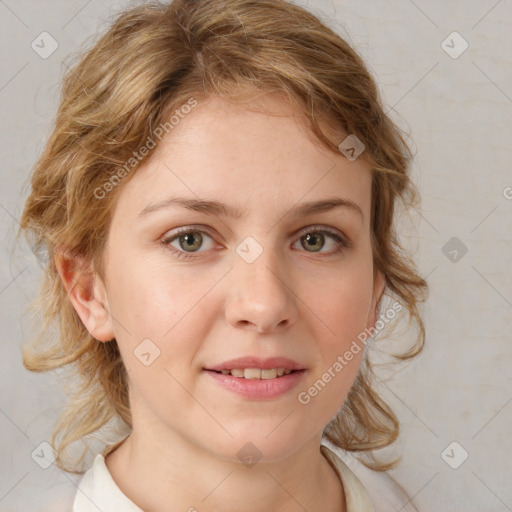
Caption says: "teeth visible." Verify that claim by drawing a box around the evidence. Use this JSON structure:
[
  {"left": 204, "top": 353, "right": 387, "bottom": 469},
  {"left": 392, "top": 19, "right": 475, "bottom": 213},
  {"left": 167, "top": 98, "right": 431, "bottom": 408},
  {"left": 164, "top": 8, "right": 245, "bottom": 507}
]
[
  {"left": 261, "top": 369, "right": 277, "bottom": 379},
  {"left": 245, "top": 368, "right": 262, "bottom": 379},
  {"left": 219, "top": 368, "right": 295, "bottom": 379}
]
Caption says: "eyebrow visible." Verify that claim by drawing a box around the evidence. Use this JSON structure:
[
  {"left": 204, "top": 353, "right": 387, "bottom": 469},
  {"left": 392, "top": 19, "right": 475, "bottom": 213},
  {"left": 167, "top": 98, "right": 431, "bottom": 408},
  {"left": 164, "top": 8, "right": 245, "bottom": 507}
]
[{"left": 138, "top": 195, "right": 364, "bottom": 221}]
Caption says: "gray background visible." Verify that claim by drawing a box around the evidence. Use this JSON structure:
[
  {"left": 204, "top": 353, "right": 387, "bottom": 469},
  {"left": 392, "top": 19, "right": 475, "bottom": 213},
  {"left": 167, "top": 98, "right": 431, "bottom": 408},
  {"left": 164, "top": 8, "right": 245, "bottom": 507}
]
[{"left": 1, "top": 0, "right": 511, "bottom": 510}]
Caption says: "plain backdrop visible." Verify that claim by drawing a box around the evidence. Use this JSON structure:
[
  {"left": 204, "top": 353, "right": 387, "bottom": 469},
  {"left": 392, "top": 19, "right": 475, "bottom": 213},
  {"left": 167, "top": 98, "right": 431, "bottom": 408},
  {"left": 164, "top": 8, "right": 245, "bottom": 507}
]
[{"left": 1, "top": 1, "right": 511, "bottom": 511}]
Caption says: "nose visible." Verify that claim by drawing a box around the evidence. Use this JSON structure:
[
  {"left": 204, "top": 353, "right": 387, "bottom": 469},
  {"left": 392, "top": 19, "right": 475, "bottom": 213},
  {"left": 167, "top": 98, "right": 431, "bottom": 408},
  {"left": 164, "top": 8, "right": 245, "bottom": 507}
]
[{"left": 224, "top": 242, "right": 298, "bottom": 334}]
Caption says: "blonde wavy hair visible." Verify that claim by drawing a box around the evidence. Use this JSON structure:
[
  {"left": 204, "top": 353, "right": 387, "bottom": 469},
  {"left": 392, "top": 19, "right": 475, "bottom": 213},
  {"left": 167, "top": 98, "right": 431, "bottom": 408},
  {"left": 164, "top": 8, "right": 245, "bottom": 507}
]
[{"left": 19, "top": 0, "right": 428, "bottom": 473}]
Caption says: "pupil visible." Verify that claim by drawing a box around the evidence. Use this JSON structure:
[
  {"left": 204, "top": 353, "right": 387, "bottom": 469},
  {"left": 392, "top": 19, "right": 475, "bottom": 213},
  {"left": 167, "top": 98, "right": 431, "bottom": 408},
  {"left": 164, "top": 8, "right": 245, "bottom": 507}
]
[
  {"left": 182, "top": 233, "right": 201, "bottom": 251},
  {"left": 304, "top": 233, "right": 323, "bottom": 252}
]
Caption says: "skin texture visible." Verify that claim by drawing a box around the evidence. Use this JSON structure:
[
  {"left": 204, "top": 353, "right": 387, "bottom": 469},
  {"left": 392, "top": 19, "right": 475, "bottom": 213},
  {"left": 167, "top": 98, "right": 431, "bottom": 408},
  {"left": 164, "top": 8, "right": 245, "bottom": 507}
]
[{"left": 56, "top": 93, "right": 385, "bottom": 512}]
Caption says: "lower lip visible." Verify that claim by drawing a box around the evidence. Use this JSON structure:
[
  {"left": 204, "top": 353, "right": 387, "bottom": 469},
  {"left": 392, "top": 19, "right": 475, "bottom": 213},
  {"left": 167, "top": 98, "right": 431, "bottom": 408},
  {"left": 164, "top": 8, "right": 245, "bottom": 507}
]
[{"left": 204, "top": 370, "right": 306, "bottom": 400}]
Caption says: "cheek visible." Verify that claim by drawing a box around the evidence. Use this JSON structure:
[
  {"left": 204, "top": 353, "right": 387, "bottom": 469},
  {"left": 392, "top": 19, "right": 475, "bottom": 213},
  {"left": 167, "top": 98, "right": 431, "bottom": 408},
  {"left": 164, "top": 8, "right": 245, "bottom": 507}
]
[
  {"left": 307, "top": 258, "right": 374, "bottom": 346},
  {"left": 104, "top": 252, "right": 222, "bottom": 384},
  {"left": 105, "top": 251, "right": 211, "bottom": 336},
  {"left": 296, "top": 273, "right": 372, "bottom": 421},
  {"left": 312, "top": 283, "right": 369, "bottom": 381}
]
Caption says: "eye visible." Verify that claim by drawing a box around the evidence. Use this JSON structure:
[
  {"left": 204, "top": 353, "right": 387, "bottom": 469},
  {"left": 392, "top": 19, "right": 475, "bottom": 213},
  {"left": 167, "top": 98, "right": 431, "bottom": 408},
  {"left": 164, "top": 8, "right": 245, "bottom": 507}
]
[
  {"left": 161, "top": 225, "right": 351, "bottom": 261},
  {"left": 293, "top": 226, "right": 350, "bottom": 255},
  {"left": 161, "top": 227, "right": 216, "bottom": 260}
]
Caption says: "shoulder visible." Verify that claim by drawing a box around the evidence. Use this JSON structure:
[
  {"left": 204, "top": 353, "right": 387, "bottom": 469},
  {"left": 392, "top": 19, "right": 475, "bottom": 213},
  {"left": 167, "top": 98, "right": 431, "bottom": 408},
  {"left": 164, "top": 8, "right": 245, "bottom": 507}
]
[
  {"left": 321, "top": 440, "right": 419, "bottom": 512},
  {"left": 72, "top": 454, "right": 142, "bottom": 512}
]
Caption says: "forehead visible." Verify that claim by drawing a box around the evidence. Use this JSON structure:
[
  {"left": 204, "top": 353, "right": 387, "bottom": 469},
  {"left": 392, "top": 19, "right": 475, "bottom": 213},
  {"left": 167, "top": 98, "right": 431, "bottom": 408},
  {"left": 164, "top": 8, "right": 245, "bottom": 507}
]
[{"left": 112, "top": 93, "right": 372, "bottom": 225}]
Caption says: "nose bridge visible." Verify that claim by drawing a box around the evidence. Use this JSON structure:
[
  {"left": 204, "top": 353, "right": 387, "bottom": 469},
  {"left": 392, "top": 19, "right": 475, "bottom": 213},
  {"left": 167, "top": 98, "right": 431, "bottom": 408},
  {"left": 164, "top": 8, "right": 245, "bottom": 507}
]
[{"left": 225, "top": 234, "right": 297, "bottom": 332}]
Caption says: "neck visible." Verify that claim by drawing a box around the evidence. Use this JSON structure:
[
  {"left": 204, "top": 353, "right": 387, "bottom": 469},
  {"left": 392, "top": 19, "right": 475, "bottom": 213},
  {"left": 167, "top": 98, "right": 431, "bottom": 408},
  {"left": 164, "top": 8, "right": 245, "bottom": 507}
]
[{"left": 105, "top": 424, "right": 345, "bottom": 512}]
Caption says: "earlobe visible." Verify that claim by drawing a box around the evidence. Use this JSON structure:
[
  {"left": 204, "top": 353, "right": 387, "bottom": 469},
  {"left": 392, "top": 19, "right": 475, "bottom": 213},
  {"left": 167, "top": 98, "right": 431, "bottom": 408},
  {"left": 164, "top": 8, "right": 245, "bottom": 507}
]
[{"left": 54, "top": 251, "right": 115, "bottom": 342}]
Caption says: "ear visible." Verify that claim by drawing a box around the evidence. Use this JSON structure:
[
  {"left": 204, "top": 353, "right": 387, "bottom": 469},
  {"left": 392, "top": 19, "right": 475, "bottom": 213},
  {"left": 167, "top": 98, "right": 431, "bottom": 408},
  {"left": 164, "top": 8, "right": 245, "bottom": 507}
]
[
  {"left": 366, "top": 268, "right": 386, "bottom": 330},
  {"left": 54, "top": 251, "right": 115, "bottom": 342}
]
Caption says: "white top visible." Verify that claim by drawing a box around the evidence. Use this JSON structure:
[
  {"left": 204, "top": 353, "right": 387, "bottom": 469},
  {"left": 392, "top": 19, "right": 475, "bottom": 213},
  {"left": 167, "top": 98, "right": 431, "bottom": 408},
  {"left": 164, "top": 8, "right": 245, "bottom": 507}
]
[{"left": 72, "top": 440, "right": 418, "bottom": 511}]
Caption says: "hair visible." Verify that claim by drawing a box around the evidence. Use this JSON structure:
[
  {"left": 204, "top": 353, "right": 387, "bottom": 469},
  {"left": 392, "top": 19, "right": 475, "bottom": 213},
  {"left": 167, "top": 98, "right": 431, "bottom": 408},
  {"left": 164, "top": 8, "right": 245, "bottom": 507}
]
[{"left": 18, "top": 0, "right": 428, "bottom": 474}]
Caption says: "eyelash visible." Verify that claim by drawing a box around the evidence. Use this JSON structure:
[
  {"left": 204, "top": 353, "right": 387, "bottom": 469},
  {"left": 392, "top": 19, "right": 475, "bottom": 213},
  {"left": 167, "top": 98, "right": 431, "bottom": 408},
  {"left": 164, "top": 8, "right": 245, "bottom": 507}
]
[{"left": 161, "top": 225, "right": 351, "bottom": 261}]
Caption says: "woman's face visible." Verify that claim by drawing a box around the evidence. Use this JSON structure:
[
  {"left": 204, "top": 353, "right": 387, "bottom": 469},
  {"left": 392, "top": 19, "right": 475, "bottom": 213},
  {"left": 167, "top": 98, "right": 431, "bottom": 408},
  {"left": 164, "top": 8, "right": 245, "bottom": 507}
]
[{"left": 96, "top": 93, "right": 384, "bottom": 462}]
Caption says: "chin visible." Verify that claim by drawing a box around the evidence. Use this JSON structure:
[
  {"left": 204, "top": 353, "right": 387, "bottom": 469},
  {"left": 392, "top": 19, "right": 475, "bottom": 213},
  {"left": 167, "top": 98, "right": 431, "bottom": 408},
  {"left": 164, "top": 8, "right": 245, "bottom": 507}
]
[{"left": 200, "top": 423, "right": 312, "bottom": 465}]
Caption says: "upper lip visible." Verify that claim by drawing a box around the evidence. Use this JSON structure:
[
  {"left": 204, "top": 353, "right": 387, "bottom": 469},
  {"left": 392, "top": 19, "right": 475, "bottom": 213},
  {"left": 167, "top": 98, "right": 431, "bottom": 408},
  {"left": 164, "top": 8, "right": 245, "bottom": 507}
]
[{"left": 205, "top": 357, "right": 305, "bottom": 371}]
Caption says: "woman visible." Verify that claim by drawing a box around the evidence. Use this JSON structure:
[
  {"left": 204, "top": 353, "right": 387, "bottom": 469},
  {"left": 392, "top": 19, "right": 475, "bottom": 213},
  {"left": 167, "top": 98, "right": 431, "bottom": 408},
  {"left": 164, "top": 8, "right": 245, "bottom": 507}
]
[{"left": 19, "top": 0, "right": 428, "bottom": 510}]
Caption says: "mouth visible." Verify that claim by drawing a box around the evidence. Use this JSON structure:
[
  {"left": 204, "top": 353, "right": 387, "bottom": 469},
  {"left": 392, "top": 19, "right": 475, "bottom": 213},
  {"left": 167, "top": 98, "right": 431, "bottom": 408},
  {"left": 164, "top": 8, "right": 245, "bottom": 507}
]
[
  {"left": 203, "top": 357, "right": 306, "bottom": 399},
  {"left": 207, "top": 368, "right": 299, "bottom": 379},
  {"left": 204, "top": 356, "right": 305, "bottom": 378}
]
